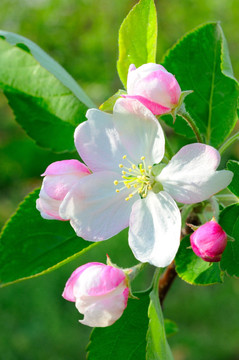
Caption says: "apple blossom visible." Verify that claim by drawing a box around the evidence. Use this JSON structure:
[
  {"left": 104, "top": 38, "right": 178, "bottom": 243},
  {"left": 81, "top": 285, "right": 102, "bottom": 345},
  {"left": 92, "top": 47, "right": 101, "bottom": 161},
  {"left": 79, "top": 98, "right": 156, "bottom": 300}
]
[
  {"left": 62, "top": 262, "right": 129, "bottom": 327},
  {"left": 190, "top": 219, "right": 227, "bottom": 262},
  {"left": 56, "top": 97, "right": 233, "bottom": 268},
  {"left": 123, "top": 63, "right": 181, "bottom": 115},
  {"left": 36, "top": 160, "right": 90, "bottom": 220}
]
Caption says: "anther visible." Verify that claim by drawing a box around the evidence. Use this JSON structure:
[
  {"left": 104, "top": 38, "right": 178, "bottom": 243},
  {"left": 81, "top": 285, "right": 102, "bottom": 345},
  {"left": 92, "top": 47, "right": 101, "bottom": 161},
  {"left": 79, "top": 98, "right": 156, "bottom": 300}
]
[
  {"left": 119, "top": 164, "right": 123, "bottom": 168},
  {"left": 132, "top": 164, "right": 136, "bottom": 169},
  {"left": 122, "top": 170, "right": 126, "bottom": 175},
  {"left": 114, "top": 180, "right": 118, "bottom": 185},
  {"left": 125, "top": 197, "right": 130, "bottom": 201},
  {"left": 116, "top": 189, "right": 120, "bottom": 193},
  {"left": 141, "top": 156, "right": 145, "bottom": 160},
  {"left": 148, "top": 165, "right": 152, "bottom": 169},
  {"left": 122, "top": 155, "right": 127, "bottom": 159}
]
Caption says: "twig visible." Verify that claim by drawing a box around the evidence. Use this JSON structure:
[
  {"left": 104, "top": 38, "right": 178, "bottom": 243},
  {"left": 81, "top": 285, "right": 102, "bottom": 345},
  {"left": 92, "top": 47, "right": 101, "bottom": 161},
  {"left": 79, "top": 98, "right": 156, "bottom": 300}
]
[{"left": 158, "top": 261, "right": 177, "bottom": 305}]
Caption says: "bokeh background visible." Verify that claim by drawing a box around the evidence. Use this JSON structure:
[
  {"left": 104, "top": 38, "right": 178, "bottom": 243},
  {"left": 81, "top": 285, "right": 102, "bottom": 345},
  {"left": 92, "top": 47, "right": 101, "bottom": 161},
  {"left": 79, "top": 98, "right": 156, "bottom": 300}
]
[{"left": 0, "top": 0, "right": 239, "bottom": 359}]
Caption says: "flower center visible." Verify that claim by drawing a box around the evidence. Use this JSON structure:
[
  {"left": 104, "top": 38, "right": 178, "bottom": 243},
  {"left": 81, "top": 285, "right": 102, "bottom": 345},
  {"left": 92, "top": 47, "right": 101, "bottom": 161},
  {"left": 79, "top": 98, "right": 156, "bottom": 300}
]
[{"left": 114, "top": 155, "right": 155, "bottom": 201}]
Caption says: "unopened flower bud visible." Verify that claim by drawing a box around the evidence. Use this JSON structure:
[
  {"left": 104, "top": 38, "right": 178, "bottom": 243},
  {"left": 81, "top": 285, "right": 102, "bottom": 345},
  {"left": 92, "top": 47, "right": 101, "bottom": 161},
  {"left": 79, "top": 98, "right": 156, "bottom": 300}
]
[
  {"left": 123, "top": 63, "right": 181, "bottom": 115},
  {"left": 36, "top": 160, "right": 90, "bottom": 220},
  {"left": 190, "top": 219, "right": 227, "bottom": 262},
  {"left": 62, "top": 262, "right": 129, "bottom": 327}
]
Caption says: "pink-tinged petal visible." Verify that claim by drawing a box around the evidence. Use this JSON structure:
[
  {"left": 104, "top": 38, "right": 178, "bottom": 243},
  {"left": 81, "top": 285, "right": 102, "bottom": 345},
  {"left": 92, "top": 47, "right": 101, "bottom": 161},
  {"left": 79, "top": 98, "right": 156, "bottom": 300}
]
[
  {"left": 62, "top": 262, "right": 102, "bottom": 302},
  {"left": 122, "top": 94, "right": 171, "bottom": 115},
  {"left": 113, "top": 98, "right": 165, "bottom": 166},
  {"left": 76, "top": 281, "right": 128, "bottom": 327},
  {"left": 127, "top": 63, "right": 167, "bottom": 94},
  {"left": 128, "top": 64, "right": 136, "bottom": 72},
  {"left": 139, "top": 70, "right": 181, "bottom": 107},
  {"left": 42, "top": 160, "right": 90, "bottom": 176},
  {"left": 59, "top": 171, "right": 133, "bottom": 241},
  {"left": 157, "top": 144, "right": 233, "bottom": 204},
  {"left": 43, "top": 172, "right": 88, "bottom": 201},
  {"left": 36, "top": 189, "right": 64, "bottom": 220},
  {"left": 74, "top": 109, "right": 127, "bottom": 172},
  {"left": 73, "top": 265, "right": 126, "bottom": 297},
  {"left": 190, "top": 220, "right": 227, "bottom": 262},
  {"left": 127, "top": 63, "right": 181, "bottom": 109},
  {"left": 128, "top": 191, "right": 181, "bottom": 267}
]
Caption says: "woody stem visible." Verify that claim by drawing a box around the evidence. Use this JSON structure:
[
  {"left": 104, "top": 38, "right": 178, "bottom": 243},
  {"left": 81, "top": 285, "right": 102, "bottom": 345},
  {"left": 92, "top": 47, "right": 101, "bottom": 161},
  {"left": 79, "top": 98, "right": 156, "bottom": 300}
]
[{"left": 158, "top": 261, "right": 177, "bottom": 305}]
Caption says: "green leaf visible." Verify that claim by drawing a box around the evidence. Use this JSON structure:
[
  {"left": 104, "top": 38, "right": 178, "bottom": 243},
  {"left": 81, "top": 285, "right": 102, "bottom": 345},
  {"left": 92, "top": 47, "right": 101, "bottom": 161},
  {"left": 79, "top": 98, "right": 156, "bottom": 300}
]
[
  {"left": 0, "top": 31, "right": 95, "bottom": 153},
  {"left": 146, "top": 269, "right": 174, "bottom": 360},
  {"left": 227, "top": 160, "right": 239, "bottom": 197},
  {"left": 0, "top": 189, "right": 98, "bottom": 287},
  {"left": 175, "top": 236, "right": 223, "bottom": 285},
  {"left": 117, "top": 0, "right": 157, "bottom": 88},
  {"left": 99, "top": 89, "right": 126, "bottom": 112},
  {"left": 164, "top": 319, "right": 178, "bottom": 338},
  {"left": 162, "top": 23, "right": 239, "bottom": 147},
  {"left": 87, "top": 291, "right": 150, "bottom": 360},
  {"left": 220, "top": 204, "right": 239, "bottom": 277}
]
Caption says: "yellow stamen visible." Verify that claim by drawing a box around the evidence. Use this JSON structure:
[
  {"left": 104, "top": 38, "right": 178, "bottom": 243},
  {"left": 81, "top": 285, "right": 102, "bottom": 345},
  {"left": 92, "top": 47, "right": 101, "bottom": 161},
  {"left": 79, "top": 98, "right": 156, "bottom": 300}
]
[
  {"left": 116, "top": 189, "right": 120, "bottom": 193},
  {"left": 117, "top": 154, "right": 155, "bottom": 201}
]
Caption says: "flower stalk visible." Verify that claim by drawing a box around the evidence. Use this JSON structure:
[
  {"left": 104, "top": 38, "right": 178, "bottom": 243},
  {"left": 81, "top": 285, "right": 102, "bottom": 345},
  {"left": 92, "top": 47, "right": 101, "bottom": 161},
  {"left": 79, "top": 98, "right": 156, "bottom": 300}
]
[
  {"left": 219, "top": 131, "right": 239, "bottom": 155},
  {"left": 177, "top": 104, "right": 203, "bottom": 143}
]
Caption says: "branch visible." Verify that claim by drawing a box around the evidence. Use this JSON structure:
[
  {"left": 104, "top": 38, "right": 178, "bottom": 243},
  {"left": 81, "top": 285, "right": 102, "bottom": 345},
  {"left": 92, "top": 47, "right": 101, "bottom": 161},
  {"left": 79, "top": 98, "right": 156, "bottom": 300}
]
[{"left": 158, "top": 261, "right": 177, "bottom": 305}]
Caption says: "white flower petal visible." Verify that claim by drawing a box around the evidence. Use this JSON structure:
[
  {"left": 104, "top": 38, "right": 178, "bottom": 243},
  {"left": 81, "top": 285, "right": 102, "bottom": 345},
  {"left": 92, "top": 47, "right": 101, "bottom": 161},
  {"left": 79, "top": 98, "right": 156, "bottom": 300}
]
[
  {"left": 113, "top": 98, "right": 165, "bottom": 166},
  {"left": 36, "top": 188, "right": 63, "bottom": 220},
  {"left": 76, "top": 282, "right": 128, "bottom": 327},
  {"left": 157, "top": 144, "right": 233, "bottom": 204},
  {"left": 128, "top": 191, "right": 181, "bottom": 267},
  {"left": 127, "top": 63, "right": 167, "bottom": 94},
  {"left": 59, "top": 171, "right": 134, "bottom": 241},
  {"left": 74, "top": 109, "right": 126, "bottom": 172}
]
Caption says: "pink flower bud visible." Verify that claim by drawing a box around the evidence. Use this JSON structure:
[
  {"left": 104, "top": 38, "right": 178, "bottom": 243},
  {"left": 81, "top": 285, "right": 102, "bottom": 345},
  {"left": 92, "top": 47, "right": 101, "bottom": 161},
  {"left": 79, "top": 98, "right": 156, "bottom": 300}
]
[
  {"left": 36, "top": 160, "right": 90, "bottom": 220},
  {"left": 62, "top": 262, "right": 129, "bottom": 327},
  {"left": 123, "top": 63, "right": 181, "bottom": 115},
  {"left": 190, "top": 220, "right": 227, "bottom": 262}
]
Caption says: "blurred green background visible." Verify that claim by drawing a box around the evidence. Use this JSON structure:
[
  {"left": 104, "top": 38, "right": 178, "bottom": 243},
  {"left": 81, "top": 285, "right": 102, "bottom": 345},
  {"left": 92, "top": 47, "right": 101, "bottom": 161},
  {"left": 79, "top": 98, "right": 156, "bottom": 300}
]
[{"left": 0, "top": 0, "right": 239, "bottom": 359}]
